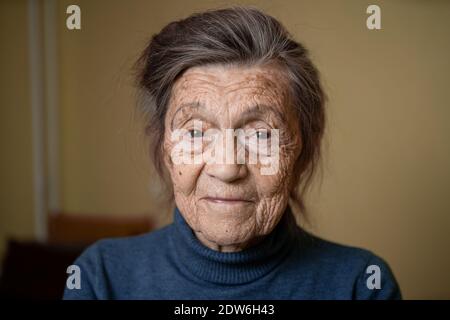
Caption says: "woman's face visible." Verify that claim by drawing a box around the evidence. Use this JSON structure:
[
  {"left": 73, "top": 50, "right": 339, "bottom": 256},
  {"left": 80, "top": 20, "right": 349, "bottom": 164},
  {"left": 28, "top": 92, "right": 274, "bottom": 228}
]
[{"left": 163, "top": 63, "right": 301, "bottom": 252}]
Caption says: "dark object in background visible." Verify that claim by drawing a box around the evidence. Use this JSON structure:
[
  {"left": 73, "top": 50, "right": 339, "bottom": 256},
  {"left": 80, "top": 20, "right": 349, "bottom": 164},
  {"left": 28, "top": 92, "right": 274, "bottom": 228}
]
[
  {"left": 0, "top": 240, "right": 84, "bottom": 299},
  {"left": 0, "top": 213, "right": 153, "bottom": 299},
  {"left": 47, "top": 212, "right": 153, "bottom": 245}
]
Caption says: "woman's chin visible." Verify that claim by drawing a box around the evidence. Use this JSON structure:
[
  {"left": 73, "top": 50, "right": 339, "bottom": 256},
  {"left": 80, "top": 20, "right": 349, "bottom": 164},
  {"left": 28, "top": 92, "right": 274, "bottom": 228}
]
[
  {"left": 196, "top": 224, "right": 256, "bottom": 250},
  {"left": 199, "top": 199, "right": 255, "bottom": 218}
]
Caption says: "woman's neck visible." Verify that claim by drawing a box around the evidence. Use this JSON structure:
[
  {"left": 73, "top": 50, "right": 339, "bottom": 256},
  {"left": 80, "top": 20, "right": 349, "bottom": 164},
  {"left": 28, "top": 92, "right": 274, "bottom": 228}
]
[{"left": 194, "top": 231, "right": 264, "bottom": 252}]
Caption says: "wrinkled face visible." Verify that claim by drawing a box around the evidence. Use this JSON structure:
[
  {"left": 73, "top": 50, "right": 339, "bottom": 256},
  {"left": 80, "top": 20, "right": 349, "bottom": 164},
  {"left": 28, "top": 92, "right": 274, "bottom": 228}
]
[{"left": 163, "top": 63, "right": 301, "bottom": 251}]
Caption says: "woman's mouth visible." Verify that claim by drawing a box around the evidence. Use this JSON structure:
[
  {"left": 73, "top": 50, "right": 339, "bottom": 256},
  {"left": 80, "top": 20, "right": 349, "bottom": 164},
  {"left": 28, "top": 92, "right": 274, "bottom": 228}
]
[{"left": 201, "top": 196, "right": 253, "bottom": 205}]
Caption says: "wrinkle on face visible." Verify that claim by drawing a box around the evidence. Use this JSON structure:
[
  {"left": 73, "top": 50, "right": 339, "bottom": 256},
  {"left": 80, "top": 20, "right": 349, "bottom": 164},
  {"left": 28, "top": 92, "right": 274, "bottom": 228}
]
[{"left": 163, "top": 63, "right": 302, "bottom": 252}]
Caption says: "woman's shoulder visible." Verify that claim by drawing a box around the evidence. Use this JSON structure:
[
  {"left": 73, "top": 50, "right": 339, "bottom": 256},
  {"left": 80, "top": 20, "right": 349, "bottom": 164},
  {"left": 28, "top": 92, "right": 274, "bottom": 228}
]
[
  {"left": 296, "top": 229, "right": 378, "bottom": 264},
  {"left": 286, "top": 228, "right": 402, "bottom": 299},
  {"left": 79, "top": 223, "right": 174, "bottom": 264},
  {"left": 63, "top": 224, "right": 175, "bottom": 299}
]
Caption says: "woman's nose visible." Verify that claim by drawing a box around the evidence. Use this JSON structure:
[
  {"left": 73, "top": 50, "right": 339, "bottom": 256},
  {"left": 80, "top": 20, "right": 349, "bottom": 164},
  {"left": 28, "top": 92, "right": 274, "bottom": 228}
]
[{"left": 205, "top": 163, "right": 248, "bottom": 183}]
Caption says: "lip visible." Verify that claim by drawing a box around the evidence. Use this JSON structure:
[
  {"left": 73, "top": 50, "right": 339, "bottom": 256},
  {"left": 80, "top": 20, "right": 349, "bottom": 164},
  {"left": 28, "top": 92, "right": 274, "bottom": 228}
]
[{"left": 201, "top": 197, "right": 253, "bottom": 204}]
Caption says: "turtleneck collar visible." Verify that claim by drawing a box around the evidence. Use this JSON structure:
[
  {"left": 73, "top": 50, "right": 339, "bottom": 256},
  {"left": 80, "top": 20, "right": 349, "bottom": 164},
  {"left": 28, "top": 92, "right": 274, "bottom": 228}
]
[{"left": 170, "top": 206, "right": 298, "bottom": 285}]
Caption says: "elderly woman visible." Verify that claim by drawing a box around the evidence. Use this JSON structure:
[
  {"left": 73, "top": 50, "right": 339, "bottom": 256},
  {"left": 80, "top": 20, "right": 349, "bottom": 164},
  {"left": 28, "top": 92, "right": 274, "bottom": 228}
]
[{"left": 64, "top": 7, "right": 401, "bottom": 300}]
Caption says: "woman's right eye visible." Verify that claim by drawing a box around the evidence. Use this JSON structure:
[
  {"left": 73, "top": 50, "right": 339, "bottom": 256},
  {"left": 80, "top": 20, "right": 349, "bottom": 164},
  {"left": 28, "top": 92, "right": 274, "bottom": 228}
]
[{"left": 188, "top": 129, "right": 203, "bottom": 138}]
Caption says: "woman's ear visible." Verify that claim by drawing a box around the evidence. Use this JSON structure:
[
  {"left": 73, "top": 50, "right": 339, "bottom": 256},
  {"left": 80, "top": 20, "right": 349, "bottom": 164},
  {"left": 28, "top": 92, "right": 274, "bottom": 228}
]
[{"left": 161, "top": 140, "right": 172, "bottom": 171}]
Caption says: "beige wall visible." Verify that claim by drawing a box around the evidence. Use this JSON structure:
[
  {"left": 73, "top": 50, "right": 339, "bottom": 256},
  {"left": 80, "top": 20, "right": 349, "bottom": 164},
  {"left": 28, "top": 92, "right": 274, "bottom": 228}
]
[
  {"left": 1, "top": 0, "right": 449, "bottom": 299},
  {"left": 0, "top": 0, "right": 35, "bottom": 260}
]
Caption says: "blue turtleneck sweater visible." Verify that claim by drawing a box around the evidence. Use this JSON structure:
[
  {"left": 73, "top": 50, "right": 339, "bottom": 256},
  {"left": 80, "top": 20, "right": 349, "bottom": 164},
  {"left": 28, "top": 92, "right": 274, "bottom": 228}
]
[{"left": 63, "top": 208, "right": 401, "bottom": 299}]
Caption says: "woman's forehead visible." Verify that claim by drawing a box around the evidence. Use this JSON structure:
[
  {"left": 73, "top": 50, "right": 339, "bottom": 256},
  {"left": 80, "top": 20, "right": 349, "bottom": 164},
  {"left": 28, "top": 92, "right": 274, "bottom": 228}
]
[
  {"left": 169, "top": 64, "right": 291, "bottom": 112},
  {"left": 179, "top": 63, "right": 286, "bottom": 83}
]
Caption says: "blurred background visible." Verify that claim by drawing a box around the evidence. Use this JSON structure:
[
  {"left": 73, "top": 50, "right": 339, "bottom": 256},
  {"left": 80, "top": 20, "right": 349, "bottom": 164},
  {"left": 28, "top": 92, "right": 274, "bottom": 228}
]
[{"left": 0, "top": 0, "right": 449, "bottom": 299}]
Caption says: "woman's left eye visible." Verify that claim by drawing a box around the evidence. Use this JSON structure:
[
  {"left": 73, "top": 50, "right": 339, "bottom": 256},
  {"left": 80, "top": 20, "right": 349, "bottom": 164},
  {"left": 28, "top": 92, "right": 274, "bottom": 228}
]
[
  {"left": 256, "top": 130, "right": 270, "bottom": 139},
  {"left": 188, "top": 129, "right": 203, "bottom": 138}
]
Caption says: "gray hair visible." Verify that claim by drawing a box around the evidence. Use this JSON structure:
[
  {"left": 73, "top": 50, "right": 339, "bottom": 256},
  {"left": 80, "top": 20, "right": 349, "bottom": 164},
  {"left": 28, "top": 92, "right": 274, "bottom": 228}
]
[{"left": 135, "top": 6, "right": 326, "bottom": 216}]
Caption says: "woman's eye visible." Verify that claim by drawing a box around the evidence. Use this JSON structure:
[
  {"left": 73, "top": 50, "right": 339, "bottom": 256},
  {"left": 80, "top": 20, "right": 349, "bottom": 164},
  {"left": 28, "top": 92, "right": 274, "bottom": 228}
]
[
  {"left": 256, "top": 130, "right": 270, "bottom": 140},
  {"left": 188, "top": 129, "right": 203, "bottom": 138}
]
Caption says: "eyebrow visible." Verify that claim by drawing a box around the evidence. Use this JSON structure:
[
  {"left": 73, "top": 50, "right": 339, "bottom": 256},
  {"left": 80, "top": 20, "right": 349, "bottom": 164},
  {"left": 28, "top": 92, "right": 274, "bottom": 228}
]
[
  {"left": 238, "top": 104, "right": 287, "bottom": 126},
  {"left": 170, "top": 101, "right": 287, "bottom": 129},
  {"left": 171, "top": 101, "right": 206, "bottom": 130}
]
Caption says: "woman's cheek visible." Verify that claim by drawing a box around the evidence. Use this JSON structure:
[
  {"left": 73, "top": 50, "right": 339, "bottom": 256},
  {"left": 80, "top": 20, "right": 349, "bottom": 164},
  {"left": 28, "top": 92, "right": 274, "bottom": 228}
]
[
  {"left": 170, "top": 164, "right": 203, "bottom": 195},
  {"left": 254, "top": 173, "right": 286, "bottom": 199},
  {"left": 256, "top": 148, "right": 296, "bottom": 193}
]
